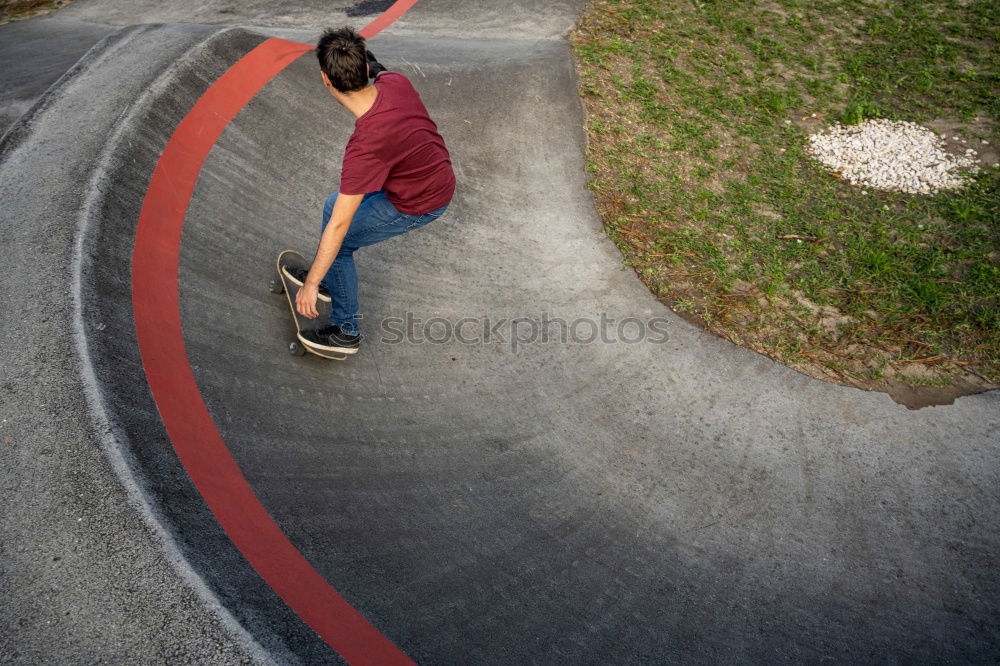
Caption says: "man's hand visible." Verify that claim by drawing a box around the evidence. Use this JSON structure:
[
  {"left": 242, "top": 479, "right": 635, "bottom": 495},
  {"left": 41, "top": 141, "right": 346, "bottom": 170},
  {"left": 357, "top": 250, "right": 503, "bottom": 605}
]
[
  {"left": 296, "top": 282, "right": 321, "bottom": 319},
  {"left": 365, "top": 49, "right": 387, "bottom": 79}
]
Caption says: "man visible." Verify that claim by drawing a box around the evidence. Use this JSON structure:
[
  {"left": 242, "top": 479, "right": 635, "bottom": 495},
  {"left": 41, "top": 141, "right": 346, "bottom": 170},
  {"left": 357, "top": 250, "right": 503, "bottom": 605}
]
[{"left": 287, "top": 27, "right": 455, "bottom": 354}]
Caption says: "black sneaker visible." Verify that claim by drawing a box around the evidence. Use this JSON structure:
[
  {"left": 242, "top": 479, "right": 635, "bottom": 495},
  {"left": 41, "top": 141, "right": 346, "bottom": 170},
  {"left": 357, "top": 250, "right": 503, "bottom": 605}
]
[
  {"left": 281, "top": 265, "right": 331, "bottom": 302},
  {"left": 299, "top": 325, "right": 360, "bottom": 354}
]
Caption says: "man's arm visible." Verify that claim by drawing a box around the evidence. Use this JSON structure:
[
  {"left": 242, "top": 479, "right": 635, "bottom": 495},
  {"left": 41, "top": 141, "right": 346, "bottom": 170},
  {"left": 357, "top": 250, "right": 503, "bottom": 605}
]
[{"left": 295, "top": 192, "right": 364, "bottom": 319}]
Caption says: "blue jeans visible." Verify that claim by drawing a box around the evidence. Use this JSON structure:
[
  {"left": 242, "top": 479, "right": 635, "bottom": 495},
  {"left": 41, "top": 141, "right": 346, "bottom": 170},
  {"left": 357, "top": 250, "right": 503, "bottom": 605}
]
[{"left": 321, "top": 189, "right": 448, "bottom": 335}]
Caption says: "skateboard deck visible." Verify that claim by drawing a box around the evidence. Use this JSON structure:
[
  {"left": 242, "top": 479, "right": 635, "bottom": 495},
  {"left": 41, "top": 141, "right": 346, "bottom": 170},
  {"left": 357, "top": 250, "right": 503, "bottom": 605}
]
[{"left": 271, "top": 250, "right": 347, "bottom": 360}]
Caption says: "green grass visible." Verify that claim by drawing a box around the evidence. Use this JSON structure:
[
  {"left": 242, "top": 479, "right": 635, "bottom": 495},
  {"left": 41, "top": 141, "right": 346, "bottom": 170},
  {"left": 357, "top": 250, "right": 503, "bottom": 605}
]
[{"left": 572, "top": 0, "right": 1000, "bottom": 388}]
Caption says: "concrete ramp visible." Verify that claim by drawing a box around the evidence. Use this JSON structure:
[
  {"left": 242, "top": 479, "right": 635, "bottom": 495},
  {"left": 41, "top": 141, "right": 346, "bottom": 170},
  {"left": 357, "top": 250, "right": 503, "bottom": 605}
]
[{"left": 2, "top": 7, "right": 998, "bottom": 664}]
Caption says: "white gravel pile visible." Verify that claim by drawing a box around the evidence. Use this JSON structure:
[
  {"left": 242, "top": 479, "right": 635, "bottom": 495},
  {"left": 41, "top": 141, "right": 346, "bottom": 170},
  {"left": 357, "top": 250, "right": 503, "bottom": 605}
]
[{"left": 806, "top": 119, "right": 981, "bottom": 194}]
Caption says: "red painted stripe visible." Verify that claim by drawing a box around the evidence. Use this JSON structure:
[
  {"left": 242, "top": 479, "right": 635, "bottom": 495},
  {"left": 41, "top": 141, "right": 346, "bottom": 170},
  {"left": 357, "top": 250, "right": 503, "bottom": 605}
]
[
  {"left": 358, "top": 0, "right": 421, "bottom": 39},
  {"left": 131, "top": 4, "right": 420, "bottom": 665}
]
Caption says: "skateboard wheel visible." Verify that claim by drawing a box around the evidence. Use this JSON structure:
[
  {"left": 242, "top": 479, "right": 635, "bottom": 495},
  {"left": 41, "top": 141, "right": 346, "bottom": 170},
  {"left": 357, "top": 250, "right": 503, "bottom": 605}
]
[
  {"left": 288, "top": 341, "right": 306, "bottom": 356},
  {"left": 269, "top": 279, "right": 284, "bottom": 295}
]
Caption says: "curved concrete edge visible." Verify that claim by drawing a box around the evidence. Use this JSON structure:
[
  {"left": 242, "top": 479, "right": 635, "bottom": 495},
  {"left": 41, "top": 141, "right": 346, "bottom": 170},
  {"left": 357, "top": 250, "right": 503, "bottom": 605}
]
[
  {"left": 0, "top": 21, "right": 122, "bottom": 152},
  {"left": 72, "top": 26, "right": 291, "bottom": 665},
  {"left": 71, "top": 25, "right": 357, "bottom": 662},
  {"left": 0, "top": 18, "right": 116, "bottom": 137},
  {"left": 0, "top": 24, "right": 292, "bottom": 664}
]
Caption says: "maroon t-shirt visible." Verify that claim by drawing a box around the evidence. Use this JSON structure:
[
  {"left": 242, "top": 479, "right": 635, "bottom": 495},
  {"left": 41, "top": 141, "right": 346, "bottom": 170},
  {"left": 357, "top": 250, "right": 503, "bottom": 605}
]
[{"left": 339, "top": 72, "right": 456, "bottom": 214}]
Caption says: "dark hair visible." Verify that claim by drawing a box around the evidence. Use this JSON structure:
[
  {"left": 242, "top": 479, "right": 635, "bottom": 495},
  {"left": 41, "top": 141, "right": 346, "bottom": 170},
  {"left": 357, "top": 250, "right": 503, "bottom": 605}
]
[{"left": 316, "top": 27, "right": 368, "bottom": 93}]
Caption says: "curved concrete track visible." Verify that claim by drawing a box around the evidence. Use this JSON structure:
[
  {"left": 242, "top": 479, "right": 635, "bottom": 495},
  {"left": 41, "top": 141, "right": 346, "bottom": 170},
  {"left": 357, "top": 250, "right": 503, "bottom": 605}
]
[{"left": 2, "top": 1, "right": 999, "bottom": 663}]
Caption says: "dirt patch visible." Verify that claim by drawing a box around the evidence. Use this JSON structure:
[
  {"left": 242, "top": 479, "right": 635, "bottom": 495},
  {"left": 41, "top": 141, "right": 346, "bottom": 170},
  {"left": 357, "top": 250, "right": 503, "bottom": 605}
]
[
  {"left": 922, "top": 117, "right": 1000, "bottom": 168},
  {"left": 880, "top": 373, "right": 990, "bottom": 409},
  {"left": 0, "top": 0, "right": 74, "bottom": 23}
]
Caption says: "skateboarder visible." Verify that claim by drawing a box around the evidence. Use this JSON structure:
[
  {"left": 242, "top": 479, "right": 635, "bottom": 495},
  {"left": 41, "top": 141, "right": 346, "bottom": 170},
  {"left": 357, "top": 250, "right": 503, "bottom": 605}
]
[{"left": 287, "top": 26, "right": 456, "bottom": 355}]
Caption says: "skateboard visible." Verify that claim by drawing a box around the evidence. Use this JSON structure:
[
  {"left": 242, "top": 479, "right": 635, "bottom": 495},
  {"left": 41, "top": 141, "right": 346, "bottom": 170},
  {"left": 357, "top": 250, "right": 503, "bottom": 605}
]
[{"left": 270, "top": 249, "right": 347, "bottom": 360}]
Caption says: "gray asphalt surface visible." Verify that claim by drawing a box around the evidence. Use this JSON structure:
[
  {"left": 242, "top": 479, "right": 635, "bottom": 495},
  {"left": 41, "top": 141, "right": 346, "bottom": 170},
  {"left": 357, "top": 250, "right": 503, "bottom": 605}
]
[{"left": 1, "top": 1, "right": 998, "bottom": 663}]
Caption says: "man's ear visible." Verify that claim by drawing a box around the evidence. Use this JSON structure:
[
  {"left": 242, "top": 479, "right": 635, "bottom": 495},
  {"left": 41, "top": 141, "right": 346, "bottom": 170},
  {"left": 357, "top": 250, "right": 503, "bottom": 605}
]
[{"left": 320, "top": 70, "right": 332, "bottom": 88}]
